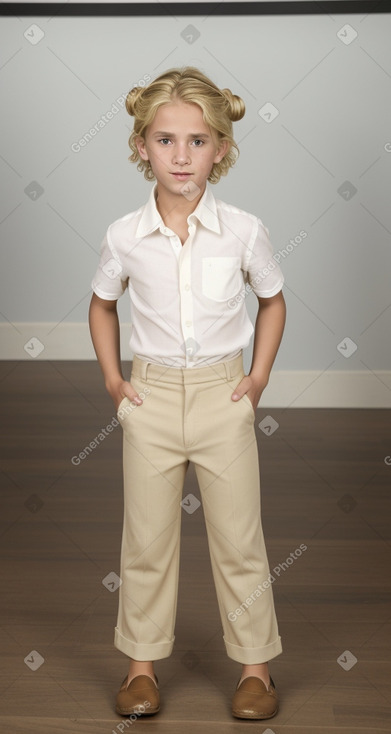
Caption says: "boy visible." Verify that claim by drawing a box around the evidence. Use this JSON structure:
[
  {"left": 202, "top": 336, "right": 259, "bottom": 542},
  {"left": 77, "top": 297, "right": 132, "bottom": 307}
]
[{"left": 89, "top": 66, "right": 286, "bottom": 720}]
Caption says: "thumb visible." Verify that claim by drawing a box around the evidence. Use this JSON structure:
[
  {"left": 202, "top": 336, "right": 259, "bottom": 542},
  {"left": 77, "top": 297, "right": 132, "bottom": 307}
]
[
  {"left": 231, "top": 380, "right": 246, "bottom": 401},
  {"left": 123, "top": 381, "right": 143, "bottom": 405}
]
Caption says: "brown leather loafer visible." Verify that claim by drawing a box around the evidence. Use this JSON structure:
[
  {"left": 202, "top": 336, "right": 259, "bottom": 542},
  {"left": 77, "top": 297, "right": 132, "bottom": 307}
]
[
  {"left": 115, "top": 674, "right": 160, "bottom": 716},
  {"left": 232, "top": 675, "right": 278, "bottom": 719}
]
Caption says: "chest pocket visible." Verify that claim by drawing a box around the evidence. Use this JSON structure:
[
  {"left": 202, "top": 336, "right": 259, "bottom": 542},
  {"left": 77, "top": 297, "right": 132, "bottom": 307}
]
[{"left": 202, "top": 257, "right": 242, "bottom": 302}]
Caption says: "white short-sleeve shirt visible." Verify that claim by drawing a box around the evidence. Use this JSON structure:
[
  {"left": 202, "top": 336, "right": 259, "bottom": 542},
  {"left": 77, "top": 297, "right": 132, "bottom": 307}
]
[{"left": 91, "top": 182, "right": 284, "bottom": 368}]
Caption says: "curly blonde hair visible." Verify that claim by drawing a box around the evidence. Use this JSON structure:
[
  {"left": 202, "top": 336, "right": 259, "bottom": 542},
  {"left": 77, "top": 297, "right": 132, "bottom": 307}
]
[{"left": 125, "top": 66, "right": 245, "bottom": 184}]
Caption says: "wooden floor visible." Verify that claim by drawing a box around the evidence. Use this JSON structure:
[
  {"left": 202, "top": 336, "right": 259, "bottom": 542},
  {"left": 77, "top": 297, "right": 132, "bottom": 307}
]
[{"left": 0, "top": 359, "right": 390, "bottom": 734}]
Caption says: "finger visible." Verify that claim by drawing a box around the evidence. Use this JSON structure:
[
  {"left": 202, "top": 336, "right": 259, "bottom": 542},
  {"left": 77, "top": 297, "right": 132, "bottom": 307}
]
[
  {"left": 127, "top": 385, "right": 143, "bottom": 405},
  {"left": 231, "top": 380, "right": 245, "bottom": 401},
  {"left": 116, "top": 388, "right": 142, "bottom": 410}
]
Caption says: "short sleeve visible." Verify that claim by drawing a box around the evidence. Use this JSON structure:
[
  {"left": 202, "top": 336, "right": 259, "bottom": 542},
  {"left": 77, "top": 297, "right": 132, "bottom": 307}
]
[
  {"left": 245, "top": 218, "right": 284, "bottom": 297},
  {"left": 91, "top": 228, "right": 128, "bottom": 300}
]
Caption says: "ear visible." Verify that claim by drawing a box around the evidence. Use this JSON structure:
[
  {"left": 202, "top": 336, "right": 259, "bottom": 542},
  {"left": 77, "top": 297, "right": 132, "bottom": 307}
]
[
  {"left": 213, "top": 139, "right": 230, "bottom": 164},
  {"left": 135, "top": 135, "right": 149, "bottom": 161}
]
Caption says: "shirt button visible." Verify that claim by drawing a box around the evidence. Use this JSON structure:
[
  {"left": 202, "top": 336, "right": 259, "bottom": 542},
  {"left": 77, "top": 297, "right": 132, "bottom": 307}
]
[
  {"left": 185, "top": 320, "right": 192, "bottom": 327},
  {"left": 185, "top": 283, "right": 191, "bottom": 291}
]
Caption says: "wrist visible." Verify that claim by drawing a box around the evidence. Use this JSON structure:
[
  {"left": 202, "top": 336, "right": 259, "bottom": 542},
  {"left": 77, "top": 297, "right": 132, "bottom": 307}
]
[
  {"left": 105, "top": 374, "right": 125, "bottom": 395},
  {"left": 249, "top": 370, "right": 269, "bottom": 391}
]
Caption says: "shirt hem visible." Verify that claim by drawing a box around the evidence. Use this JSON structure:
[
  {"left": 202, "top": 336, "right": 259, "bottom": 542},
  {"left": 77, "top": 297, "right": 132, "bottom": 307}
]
[
  {"left": 251, "top": 279, "right": 284, "bottom": 298},
  {"left": 91, "top": 283, "right": 121, "bottom": 300},
  {"left": 132, "top": 349, "right": 242, "bottom": 368}
]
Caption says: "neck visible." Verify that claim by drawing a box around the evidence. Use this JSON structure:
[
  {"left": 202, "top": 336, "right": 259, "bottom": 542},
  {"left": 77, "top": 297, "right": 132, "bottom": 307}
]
[{"left": 155, "top": 182, "right": 206, "bottom": 223}]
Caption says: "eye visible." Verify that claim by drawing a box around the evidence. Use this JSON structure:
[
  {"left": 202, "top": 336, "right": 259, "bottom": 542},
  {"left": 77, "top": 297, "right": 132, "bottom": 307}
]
[
  {"left": 158, "top": 138, "right": 171, "bottom": 145},
  {"left": 192, "top": 139, "right": 204, "bottom": 146}
]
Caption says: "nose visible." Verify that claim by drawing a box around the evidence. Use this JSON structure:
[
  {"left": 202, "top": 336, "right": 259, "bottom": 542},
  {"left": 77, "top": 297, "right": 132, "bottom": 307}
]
[{"left": 172, "top": 141, "right": 190, "bottom": 166}]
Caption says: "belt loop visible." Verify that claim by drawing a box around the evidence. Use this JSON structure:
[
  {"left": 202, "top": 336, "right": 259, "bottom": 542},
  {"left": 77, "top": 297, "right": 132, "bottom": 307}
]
[
  {"left": 226, "top": 352, "right": 242, "bottom": 380},
  {"left": 137, "top": 358, "right": 149, "bottom": 380}
]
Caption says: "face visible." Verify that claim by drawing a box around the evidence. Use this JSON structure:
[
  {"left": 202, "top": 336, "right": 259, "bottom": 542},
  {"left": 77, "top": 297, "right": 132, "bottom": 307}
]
[{"left": 135, "top": 100, "right": 229, "bottom": 200}]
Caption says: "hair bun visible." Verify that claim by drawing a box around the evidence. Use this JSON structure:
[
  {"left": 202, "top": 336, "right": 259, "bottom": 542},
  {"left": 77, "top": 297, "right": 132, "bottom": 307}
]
[
  {"left": 221, "top": 88, "right": 245, "bottom": 122},
  {"left": 125, "top": 86, "right": 143, "bottom": 116}
]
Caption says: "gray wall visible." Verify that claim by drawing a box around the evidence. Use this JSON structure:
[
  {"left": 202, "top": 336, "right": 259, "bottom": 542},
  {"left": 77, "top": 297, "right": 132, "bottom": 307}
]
[{"left": 1, "top": 11, "right": 390, "bottom": 376}]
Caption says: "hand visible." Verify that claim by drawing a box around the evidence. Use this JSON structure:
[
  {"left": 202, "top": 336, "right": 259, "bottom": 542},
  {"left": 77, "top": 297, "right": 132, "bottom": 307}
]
[
  {"left": 231, "top": 374, "right": 265, "bottom": 412},
  {"left": 107, "top": 379, "right": 144, "bottom": 412}
]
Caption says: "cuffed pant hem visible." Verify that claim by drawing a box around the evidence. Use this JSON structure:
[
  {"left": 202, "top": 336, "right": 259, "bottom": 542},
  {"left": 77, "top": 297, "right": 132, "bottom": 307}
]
[
  {"left": 114, "top": 627, "right": 174, "bottom": 660},
  {"left": 224, "top": 635, "right": 283, "bottom": 664}
]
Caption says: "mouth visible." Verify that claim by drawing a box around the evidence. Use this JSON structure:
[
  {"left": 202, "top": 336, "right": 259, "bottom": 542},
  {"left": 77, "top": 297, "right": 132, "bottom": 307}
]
[{"left": 171, "top": 172, "right": 192, "bottom": 180}]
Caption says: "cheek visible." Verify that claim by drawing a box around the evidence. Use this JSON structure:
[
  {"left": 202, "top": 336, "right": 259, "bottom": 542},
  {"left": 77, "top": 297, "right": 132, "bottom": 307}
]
[
  {"left": 146, "top": 145, "right": 164, "bottom": 163},
  {"left": 198, "top": 148, "right": 218, "bottom": 166}
]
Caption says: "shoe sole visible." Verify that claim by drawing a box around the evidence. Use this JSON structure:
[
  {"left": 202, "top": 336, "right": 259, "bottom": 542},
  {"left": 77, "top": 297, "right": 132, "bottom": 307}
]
[
  {"left": 232, "top": 705, "right": 278, "bottom": 720},
  {"left": 115, "top": 705, "right": 160, "bottom": 716}
]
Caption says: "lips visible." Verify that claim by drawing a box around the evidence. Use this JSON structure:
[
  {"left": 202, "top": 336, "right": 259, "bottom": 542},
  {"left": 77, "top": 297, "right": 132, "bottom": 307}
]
[{"left": 171, "top": 173, "right": 192, "bottom": 180}]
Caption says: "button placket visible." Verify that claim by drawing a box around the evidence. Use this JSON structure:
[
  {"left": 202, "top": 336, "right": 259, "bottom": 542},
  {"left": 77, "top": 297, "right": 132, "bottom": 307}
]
[{"left": 178, "top": 236, "right": 195, "bottom": 367}]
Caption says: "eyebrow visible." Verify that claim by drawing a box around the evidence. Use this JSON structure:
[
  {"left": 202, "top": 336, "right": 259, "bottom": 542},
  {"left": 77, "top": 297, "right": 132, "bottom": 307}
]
[{"left": 152, "top": 131, "right": 210, "bottom": 138}]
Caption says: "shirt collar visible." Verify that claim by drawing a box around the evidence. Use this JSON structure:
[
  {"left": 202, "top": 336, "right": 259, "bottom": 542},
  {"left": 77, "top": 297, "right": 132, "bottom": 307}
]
[{"left": 135, "top": 181, "right": 221, "bottom": 238}]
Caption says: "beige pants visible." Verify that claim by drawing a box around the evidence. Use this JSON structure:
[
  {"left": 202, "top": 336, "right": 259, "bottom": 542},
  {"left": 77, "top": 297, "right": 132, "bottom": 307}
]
[{"left": 114, "top": 352, "right": 282, "bottom": 665}]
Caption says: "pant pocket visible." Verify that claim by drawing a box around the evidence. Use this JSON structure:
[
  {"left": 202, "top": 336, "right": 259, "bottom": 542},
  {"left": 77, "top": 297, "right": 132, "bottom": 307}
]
[{"left": 241, "top": 392, "right": 256, "bottom": 416}]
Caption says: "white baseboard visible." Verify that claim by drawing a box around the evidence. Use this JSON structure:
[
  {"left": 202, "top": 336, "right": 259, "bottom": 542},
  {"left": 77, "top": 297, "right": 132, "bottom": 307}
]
[{"left": 1, "top": 322, "right": 390, "bottom": 407}]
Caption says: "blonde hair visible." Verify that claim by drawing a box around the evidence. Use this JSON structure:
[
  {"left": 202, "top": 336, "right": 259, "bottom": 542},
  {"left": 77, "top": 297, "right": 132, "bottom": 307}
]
[{"left": 125, "top": 66, "right": 245, "bottom": 184}]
